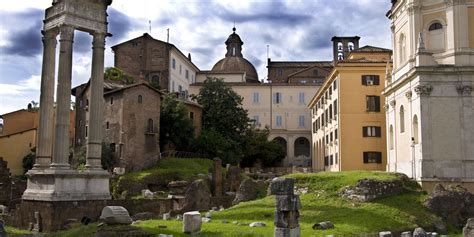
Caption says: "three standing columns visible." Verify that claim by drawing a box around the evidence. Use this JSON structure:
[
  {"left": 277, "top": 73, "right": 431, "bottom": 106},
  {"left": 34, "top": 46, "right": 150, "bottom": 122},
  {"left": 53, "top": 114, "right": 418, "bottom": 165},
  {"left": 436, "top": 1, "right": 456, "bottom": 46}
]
[{"left": 35, "top": 25, "right": 106, "bottom": 170}]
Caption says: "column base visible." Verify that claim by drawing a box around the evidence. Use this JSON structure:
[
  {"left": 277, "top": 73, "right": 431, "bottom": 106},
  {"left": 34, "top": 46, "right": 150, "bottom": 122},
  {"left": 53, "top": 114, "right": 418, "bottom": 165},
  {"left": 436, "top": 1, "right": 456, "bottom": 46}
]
[{"left": 22, "top": 169, "right": 111, "bottom": 201}]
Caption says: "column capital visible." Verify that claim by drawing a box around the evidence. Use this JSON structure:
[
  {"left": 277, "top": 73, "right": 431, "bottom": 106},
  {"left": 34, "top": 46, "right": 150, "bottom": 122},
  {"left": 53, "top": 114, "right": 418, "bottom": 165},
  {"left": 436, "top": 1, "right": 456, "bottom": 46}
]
[{"left": 59, "top": 25, "right": 74, "bottom": 41}]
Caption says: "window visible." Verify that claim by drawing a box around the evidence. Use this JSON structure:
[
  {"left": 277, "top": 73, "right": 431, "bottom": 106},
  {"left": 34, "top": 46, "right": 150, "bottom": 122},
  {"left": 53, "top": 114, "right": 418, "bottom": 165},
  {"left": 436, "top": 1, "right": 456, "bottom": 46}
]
[
  {"left": 366, "top": 96, "right": 381, "bottom": 112},
  {"left": 335, "top": 129, "right": 338, "bottom": 140},
  {"left": 399, "top": 34, "right": 406, "bottom": 64},
  {"left": 413, "top": 115, "right": 419, "bottom": 144},
  {"left": 321, "top": 112, "right": 325, "bottom": 127},
  {"left": 179, "top": 65, "right": 182, "bottom": 74},
  {"left": 335, "top": 153, "right": 338, "bottom": 164},
  {"left": 298, "top": 115, "right": 305, "bottom": 127},
  {"left": 172, "top": 58, "right": 176, "bottom": 69},
  {"left": 363, "top": 152, "right": 382, "bottom": 164},
  {"left": 334, "top": 100, "right": 338, "bottom": 116},
  {"left": 363, "top": 126, "right": 382, "bottom": 137},
  {"left": 277, "top": 69, "right": 283, "bottom": 77},
  {"left": 253, "top": 116, "right": 260, "bottom": 126},
  {"left": 172, "top": 81, "right": 175, "bottom": 92},
  {"left": 110, "top": 143, "right": 116, "bottom": 152},
  {"left": 329, "top": 105, "right": 333, "bottom": 120},
  {"left": 192, "top": 74, "right": 195, "bottom": 83},
  {"left": 85, "top": 125, "right": 88, "bottom": 137},
  {"left": 400, "top": 106, "right": 405, "bottom": 133},
  {"left": 138, "top": 95, "right": 143, "bottom": 104},
  {"left": 298, "top": 92, "right": 305, "bottom": 104},
  {"left": 253, "top": 92, "right": 259, "bottom": 104},
  {"left": 312, "top": 121, "right": 317, "bottom": 133},
  {"left": 147, "top": 119, "right": 154, "bottom": 133},
  {"left": 429, "top": 22, "right": 443, "bottom": 31},
  {"left": 330, "top": 132, "right": 333, "bottom": 142},
  {"left": 333, "top": 80, "right": 337, "bottom": 90},
  {"left": 110, "top": 97, "right": 114, "bottom": 105},
  {"left": 362, "top": 75, "right": 380, "bottom": 86},
  {"left": 330, "top": 155, "right": 333, "bottom": 165},
  {"left": 324, "top": 156, "right": 329, "bottom": 166},
  {"left": 326, "top": 135, "right": 329, "bottom": 144},
  {"left": 276, "top": 115, "right": 282, "bottom": 127},
  {"left": 185, "top": 69, "right": 189, "bottom": 79},
  {"left": 106, "top": 121, "right": 109, "bottom": 129},
  {"left": 325, "top": 109, "right": 328, "bottom": 126},
  {"left": 190, "top": 112, "right": 194, "bottom": 120},
  {"left": 329, "top": 86, "right": 332, "bottom": 96},
  {"left": 274, "top": 92, "right": 282, "bottom": 104}
]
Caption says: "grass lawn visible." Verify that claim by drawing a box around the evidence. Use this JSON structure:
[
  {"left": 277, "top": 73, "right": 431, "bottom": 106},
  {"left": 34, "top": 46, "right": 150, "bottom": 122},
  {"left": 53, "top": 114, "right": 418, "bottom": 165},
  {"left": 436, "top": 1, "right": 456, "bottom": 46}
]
[
  {"left": 122, "top": 157, "right": 213, "bottom": 181},
  {"left": 129, "top": 171, "right": 459, "bottom": 236},
  {"left": 8, "top": 171, "right": 465, "bottom": 236}
]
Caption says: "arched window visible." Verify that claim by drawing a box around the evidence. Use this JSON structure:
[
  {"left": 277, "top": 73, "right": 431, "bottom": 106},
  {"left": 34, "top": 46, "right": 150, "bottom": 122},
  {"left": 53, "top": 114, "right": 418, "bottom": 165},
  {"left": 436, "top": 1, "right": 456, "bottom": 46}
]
[
  {"left": 428, "top": 22, "right": 443, "bottom": 31},
  {"left": 389, "top": 125, "right": 394, "bottom": 150},
  {"left": 413, "top": 115, "right": 419, "bottom": 144},
  {"left": 399, "top": 106, "right": 405, "bottom": 133},
  {"left": 147, "top": 119, "right": 154, "bottom": 133},
  {"left": 138, "top": 95, "right": 143, "bottom": 104},
  {"left": 348, "top": 42, "right": 355, "bottom": 51},
  {"left": 337, "top": 52, "right": 344, "bottom": 60},
  {"left": 427, "top": 21, "right": 445, "bottom": 51},
  {"left": 337, "top": 42, "right": 343, "bottom": 51},
  {"left": 399, "top": 34, "right": 406, "bottom": 64}
]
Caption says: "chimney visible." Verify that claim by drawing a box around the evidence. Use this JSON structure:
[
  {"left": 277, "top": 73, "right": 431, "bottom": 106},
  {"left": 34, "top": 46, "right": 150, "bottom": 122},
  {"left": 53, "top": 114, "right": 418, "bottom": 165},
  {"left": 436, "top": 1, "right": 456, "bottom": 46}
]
[{"left": 188, "top": 53, "right": 192, "bottom": 62}]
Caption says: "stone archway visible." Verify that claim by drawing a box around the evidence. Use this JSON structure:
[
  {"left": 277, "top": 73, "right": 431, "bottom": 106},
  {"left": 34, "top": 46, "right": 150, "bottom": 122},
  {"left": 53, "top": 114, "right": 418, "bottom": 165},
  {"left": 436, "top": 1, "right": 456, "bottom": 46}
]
[{"left": 294, "top": 137, "right": 310, "bottom": 157}]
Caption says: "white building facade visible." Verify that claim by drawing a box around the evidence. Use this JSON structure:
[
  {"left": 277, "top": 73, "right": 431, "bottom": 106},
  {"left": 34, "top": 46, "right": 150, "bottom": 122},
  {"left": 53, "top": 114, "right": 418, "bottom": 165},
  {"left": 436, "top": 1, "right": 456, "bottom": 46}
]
[{"left": 385, "top": 0, "right": 474, "bottom": 191}]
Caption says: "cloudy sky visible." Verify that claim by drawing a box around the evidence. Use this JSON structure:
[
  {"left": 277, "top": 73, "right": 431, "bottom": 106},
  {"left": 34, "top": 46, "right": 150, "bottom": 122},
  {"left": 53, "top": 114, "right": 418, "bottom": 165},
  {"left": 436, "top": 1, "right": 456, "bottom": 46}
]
[{"left": 0, "top": 0, "right": 392, "bottom": 115}]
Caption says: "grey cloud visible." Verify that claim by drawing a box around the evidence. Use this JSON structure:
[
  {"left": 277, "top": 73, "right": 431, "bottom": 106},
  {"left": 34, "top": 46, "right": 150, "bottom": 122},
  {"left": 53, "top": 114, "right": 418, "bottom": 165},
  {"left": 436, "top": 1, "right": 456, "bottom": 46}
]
[
  {"left": 0, "top": 9, "right": 43, "bottom": 57},
  {"left": 107, "top": 8, "right": 133, "bottom": 45}
]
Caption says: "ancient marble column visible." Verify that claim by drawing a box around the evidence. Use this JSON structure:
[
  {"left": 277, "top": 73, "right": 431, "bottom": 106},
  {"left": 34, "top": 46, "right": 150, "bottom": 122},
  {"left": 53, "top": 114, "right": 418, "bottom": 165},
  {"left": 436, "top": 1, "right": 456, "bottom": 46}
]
[
  {"left": 86, "top": 32, "right": 106, "bottom": 169},
  {"left": 51, "top": 25, "right": 74, "bottom": 169},
  {"left": 34, "top": 29, "right": 57, "bottom": 168}
]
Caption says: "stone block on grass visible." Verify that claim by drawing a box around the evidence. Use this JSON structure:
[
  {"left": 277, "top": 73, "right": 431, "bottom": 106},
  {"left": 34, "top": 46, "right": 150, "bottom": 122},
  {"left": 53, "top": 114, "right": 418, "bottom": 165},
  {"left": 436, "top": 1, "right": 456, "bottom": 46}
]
[
  {"left": 183, "top": 211, "right": 201, "bottom": 234},
  {"left": 100, "top": 206, "right": 132, "bottom": 225},
  {"left": 269, "top": 178, "right": 295, "bottom": 195}
]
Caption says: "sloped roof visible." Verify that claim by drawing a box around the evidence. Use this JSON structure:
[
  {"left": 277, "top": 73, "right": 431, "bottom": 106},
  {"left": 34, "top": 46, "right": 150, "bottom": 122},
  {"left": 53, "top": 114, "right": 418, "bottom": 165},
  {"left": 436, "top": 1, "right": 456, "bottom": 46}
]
[{"left": 352, "top": 45, "right": 392, "bottom": 53}]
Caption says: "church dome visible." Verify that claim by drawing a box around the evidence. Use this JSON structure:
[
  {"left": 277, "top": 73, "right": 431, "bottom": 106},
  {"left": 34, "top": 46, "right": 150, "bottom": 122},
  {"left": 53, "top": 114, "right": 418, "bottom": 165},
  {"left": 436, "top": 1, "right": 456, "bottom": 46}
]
[{"left": 211, "top": 27, "right": 259, "bottom": 83}]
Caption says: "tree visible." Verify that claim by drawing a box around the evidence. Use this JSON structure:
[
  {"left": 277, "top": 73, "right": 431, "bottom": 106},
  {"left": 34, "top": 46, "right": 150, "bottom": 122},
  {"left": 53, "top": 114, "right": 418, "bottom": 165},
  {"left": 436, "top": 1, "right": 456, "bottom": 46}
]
[
  {"left": 191, "top": 77, "right": 249, "bottom": 142},
  {"left": 104, "top": 67, "right": 135, "bottom": 84},
  {"left": 160, "top": 94, "right": 195, "bottom": 151},
  {"left": 191, "top": 77, "right": 250, "bottom": 164},
  {"left": 241, "top": 127, "right": 285, "bottom": 167},
  {"left": 22, "top": 147, "right": 36, "bottom": 174}
]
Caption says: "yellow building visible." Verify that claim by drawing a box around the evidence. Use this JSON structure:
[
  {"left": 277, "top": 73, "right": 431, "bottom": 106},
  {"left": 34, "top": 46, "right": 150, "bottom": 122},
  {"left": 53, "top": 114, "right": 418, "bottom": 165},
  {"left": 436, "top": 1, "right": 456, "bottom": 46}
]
[
  {"left": 309, "top": 46, "right": 392, "bottom": 172},
  {"left": 0, "top": 109, "right": 75, "bottom": 175}
]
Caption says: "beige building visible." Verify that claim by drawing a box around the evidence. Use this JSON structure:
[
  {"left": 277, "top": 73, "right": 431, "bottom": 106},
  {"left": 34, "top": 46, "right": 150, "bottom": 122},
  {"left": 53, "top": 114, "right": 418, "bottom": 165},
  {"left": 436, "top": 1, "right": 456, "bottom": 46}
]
[
  {"left": 385, "top": 0, "right": 474, "bottom": 191},
  {"left": 309, "top": 44, "right": 392, "bottom": 172},
  {"left": 191, "top": 28, "right": 332, "bottom": 166}
]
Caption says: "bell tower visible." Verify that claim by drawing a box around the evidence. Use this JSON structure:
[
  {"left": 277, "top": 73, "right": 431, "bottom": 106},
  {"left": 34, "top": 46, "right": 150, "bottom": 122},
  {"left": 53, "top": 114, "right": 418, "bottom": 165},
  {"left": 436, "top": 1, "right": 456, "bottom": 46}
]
[{"left": 331, "top": 36, "right": 360, "bottom": 63}]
